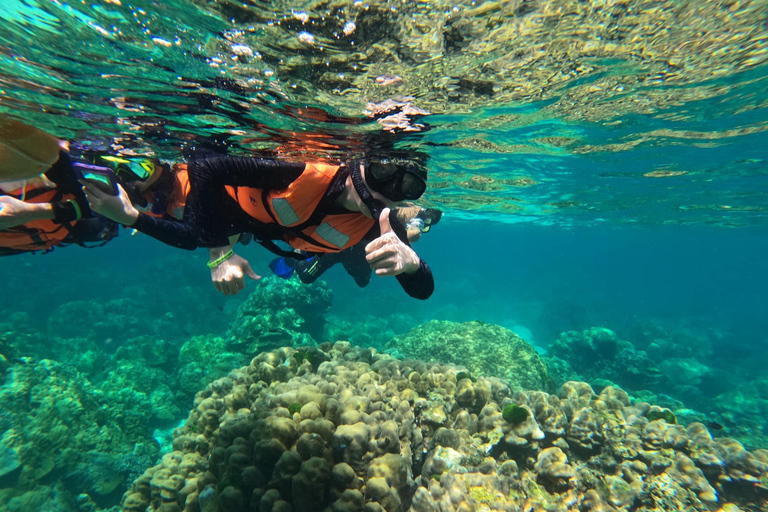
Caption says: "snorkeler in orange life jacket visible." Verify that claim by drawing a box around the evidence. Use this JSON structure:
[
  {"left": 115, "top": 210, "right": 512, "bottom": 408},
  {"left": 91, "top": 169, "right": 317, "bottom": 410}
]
[
  {"left": 84, "top": 155, "right": 435, "bottom": 299},
  {"left": 0, "top": 120, "right": 119, "bottom": 255},
  {"left": 0, "top": 116, "right": 192, "bottom": 255}
]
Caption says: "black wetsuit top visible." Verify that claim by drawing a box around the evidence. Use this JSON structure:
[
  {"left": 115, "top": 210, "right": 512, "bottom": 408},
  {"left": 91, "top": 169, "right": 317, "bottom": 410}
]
[{"left": 132, "top": 156, "right": 434, "bottom": 299}]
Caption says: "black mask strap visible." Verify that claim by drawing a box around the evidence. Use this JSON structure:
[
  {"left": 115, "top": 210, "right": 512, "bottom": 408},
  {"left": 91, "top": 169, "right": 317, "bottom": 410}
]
[{"left": 350, "top": 162, "right": 385, "bottom": 220}]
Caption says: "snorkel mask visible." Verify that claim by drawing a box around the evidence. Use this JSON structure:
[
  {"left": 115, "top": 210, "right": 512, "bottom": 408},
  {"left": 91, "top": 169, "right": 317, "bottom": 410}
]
[
  {"left": 98, "top": 156, "right": 170, "bottom": 212},
  {"left": 365, "top": 158, "right": 427, "bottom": 202},
  {"left": 405, "top": 207, "right": 442, "bottom": 234},
  {"left": 351, "top": 158, "right": 427, "bottom": 219},
  {"left": 99, "top": 156, "right": 157, "bottom": 182},
  {"left": 413, "top": 207, "right": 442, "bottom": 232}
]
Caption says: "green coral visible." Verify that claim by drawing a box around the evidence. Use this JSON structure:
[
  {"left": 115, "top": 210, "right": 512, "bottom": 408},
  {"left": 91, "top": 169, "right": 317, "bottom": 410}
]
[
  {"left": 469, "top": 485, "right": 505, "bottom": 505},
  {"left": 294, "top": 350, "right": 311, "bottom": 365},
  {"left": 387, "top": 320, "right": 552, "bottom": 392},
  {"left": 647, "top": 409, "right": 677, "bottom": 424},
  {"left": 288, "top": 403, "right": 302, "bottom": 415},
  {"left": 227, "top": 276, "right": 332, "bottom": 355},
  {"left": 456, "top": 371, "right": 477, "bottom": 383},
  {"left": 502, "top": 404, "right": 529, "bottom": 425},
  {"left": 292, "top": 347, "right": 331, "bottom": 371}
]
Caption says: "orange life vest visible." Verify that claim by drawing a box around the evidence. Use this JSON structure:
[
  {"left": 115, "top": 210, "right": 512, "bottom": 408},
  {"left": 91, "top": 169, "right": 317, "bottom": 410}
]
[
  {"left": 138, "top": 163, "right": 190, "bottom": 220},
  {"left": 0, "top": 185, "right": 76, "bottom": 252},
  {"left": 224, "top": 162, "right": 375, "bottom": 253}
]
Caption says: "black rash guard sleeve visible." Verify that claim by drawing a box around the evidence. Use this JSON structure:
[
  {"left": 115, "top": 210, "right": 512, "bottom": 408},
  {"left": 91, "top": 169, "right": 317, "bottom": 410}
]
[
  {"left": 131, "top": 208, "right": 200, "bottom": 250},
  {"left": 365, "top": 209, "right": 435, "bottom": 300},
  {"left": 395, "top": 259, "right": 434, "bottom": 300},
  {"left": 188, "top": 156, "right": 305, "bottom": 247},
  {"left": 128, "top": 156, "right": 305, "bottom": 250}
]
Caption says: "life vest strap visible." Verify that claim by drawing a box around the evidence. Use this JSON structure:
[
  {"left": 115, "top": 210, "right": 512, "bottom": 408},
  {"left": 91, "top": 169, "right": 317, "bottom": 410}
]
[{"left": 256, "top": 239, "right": 313, "bottom": 260}]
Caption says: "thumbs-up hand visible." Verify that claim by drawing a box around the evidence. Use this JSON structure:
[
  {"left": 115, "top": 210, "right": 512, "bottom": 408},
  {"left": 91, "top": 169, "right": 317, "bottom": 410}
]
[{"left": 365, "top": 207, "right": 420, "bottom": 277}]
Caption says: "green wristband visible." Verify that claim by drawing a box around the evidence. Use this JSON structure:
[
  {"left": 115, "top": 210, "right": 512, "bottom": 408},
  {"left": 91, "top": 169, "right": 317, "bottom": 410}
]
[
  {"left": 207, "top": 249, "right": 234, "bottom": 269},
  {"left": 66, "top": 199, "right": 82, "bottom": 221}
]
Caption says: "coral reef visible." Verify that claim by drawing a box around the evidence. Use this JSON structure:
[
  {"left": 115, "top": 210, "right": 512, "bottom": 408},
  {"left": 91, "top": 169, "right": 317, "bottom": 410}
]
[
  {"left": 544, "top": 326, "right": 768, "bottom": 450},
  {"left": 711, "top": 376, "right": 768, "bottom": 452},
  {"left": 547, "top": 326, "right": 736, "bottom": 410},
  {"left": 546, "top": 327, "right": 662, "bottom": 392},
  {"left": 0, "top": 330, "right": 248, "bottom": 512},
  {"left": 0, "top": 278, "right": 340, "bottom": 512},
  {"left": 324, "top": 313, "right": 419, "bottom": 352},
  {"left": 623, "top": 318, "right": 717, "bottom": 362},
  {"left": 175, "top": 335, "right": 247, "bottom": 400},
  {"left": 0, "top": 359, "right": 158, "bottom": 511},
  {"left": 45, "top": 284, "right": 226, "bottom": 348},
  {"left": 227, "top": 277, "right": 333, "bottom": 356},
  {"left": 120, "top": 343, "right": 768, "bottom": 512},
  {"left": 0, "top": 332, "right": 12, "bottom": 382},
  {"left": 387, "top": 320, "right": 552, "bottom": 392}
]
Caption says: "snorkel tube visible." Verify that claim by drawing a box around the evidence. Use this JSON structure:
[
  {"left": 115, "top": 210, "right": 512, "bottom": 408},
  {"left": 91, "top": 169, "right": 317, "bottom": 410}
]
[{"left": 350, "top": 160, "right": 386, "bottom": 220}]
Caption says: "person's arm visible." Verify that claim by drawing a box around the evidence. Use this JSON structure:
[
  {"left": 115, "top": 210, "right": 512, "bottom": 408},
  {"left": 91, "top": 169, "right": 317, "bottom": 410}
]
[
  {"left": 83, "top": 182, "right": 200, "bottom": 250},
  {"left": 0, "top": 194, "right": 83, "bottom": 231},
  {"left": 0, "top": 196, "right": 55, "bottom": 229},
  {"left": 0, "top": 151, "right": 94, "bottom": 230},
  {"left": 395, "top": 258, "right": 434, "bottom": 300},
  {"left": 390, "top": 211, "right": 434, "bottom": 300},
  {"left": 186, "top": 157, "right": 305, "bottom": 295},
  {"left": 131, "top": 210, "right": 200, "bottom": 250},
  {"left": 365, "top": 208, "right": 434, "bottom": 300}
]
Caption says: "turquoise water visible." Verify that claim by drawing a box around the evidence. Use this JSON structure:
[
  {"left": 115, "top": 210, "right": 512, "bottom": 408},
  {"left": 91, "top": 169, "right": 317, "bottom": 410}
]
[{"left": 2, "top": 0, "right": 768, "bottom": 510}]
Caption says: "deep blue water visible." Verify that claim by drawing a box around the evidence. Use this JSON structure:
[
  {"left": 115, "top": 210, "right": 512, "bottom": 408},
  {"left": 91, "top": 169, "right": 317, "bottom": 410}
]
[{"left": 4, "top": 219, "right": 765, "bottom": 357}]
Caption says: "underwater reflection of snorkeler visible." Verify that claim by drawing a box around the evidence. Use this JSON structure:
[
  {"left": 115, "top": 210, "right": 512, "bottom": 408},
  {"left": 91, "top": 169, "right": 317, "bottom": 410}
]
[{"left": 85, "top": 156, "right": 435, "bottom": 300}]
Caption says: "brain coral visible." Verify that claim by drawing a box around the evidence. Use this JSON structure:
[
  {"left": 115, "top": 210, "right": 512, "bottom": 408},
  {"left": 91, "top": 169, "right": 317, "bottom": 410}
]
[
  {"left": 387, "top": 320, "right": 552, "bottom": 392},
  {"left": 119, "top": 343, "right": 768, "bottom": 512}
]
